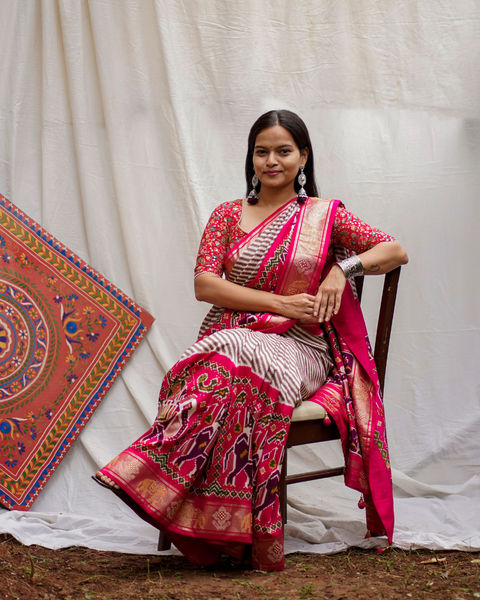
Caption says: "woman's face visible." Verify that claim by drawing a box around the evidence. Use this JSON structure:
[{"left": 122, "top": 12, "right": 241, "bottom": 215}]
[{"left": 252, "top": 125, "right": 308, "bottom": 195}]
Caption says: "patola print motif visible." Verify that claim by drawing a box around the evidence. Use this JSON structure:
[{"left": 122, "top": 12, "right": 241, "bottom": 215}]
[{"left": 0, "top": 193, "right": 154, "bottom": 510}]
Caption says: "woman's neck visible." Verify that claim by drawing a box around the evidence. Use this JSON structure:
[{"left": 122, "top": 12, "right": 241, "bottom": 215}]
[{"left": 257, "top": 185, "right": 297, "bottom": 208}]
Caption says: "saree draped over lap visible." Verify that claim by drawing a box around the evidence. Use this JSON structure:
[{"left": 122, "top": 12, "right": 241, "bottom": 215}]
[{"left": 100, "top": 197, "right": 394, "bottom": 571}]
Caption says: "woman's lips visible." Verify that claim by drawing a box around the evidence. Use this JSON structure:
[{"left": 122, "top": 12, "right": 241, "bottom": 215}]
[{"left": 265, "top": 171, "right": 281, "bottom": 176}]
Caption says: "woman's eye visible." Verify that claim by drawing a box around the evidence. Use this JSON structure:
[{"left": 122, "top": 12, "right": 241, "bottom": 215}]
[
  {"left": 255, "top": 150, "right": 266, "bottom": 155},
  {"left": 280, "top": 149, "right": 292, "bottom": 155}
]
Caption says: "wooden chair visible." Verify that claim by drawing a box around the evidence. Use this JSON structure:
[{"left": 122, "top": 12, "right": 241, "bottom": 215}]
[
  {"left": 158, "top": 266, "right": 402, "bottom": 549},
  {"left": 279, "top": 266, "right": 402, "bottom": 523}
]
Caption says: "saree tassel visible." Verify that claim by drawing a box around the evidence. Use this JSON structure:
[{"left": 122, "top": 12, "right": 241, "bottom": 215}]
[
  {"left": 323, "top": 413, "right": 331, "bottom": 426},
  {"left": 358, "top": 494, "right": 366, "bottom": 509}
]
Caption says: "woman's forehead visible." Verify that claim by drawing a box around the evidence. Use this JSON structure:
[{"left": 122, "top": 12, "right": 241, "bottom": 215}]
[{"left": 255, "top": 125, "right": 296, "bottom": 147}]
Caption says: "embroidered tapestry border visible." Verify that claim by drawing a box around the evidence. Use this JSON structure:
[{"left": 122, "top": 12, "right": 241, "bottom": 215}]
[{"left": 0, "top": 193, "right": 154, "bottom": 510}]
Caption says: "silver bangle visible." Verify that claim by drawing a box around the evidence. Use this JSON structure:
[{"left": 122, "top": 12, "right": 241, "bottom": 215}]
[{"left": 336, "top": 255, "right": 364, "bottom": 279}]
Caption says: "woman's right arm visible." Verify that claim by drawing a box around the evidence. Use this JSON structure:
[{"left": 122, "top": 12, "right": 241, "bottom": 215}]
[
  {"left": 195, "top": 202, "right": 317, "bottom": 320},
  {"left": 195, "top": 273, "right": 317, "bottom": 321}
]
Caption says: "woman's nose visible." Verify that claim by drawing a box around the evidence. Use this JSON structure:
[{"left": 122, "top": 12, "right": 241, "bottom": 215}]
[{"left": 266, "top": 151, "right": 278, "bottom": 166}]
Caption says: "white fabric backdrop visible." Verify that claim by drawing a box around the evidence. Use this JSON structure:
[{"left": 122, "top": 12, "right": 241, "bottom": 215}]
[{"left": 0, "top": 0, "right": 479, "bottom": 555}]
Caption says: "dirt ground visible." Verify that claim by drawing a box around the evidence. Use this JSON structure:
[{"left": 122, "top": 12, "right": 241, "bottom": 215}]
[{"left": 0, "top": 534, "right": 479, "bottom": 600}]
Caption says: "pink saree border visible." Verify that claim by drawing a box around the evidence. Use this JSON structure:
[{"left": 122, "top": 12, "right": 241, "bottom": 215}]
[{"left": 277, "top": 199, "right": 340, "bottom": 297}]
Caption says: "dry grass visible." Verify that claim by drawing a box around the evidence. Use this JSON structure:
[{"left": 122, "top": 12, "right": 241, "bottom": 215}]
[{"left": 0, "top": 534, "right": 479, "bottom": 599}]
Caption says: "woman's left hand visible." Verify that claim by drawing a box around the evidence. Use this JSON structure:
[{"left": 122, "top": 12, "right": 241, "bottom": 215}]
[{"left": 312, "top": 265, "right": 346, "bottom": 322}]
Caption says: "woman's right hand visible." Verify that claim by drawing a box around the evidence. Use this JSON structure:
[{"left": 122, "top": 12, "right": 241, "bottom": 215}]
[
  {"left": 196, "top": 273, "right": 319, "bottom": 320},
  {"left": 275, "top": 293, "right": 317, "bottom": 320}
]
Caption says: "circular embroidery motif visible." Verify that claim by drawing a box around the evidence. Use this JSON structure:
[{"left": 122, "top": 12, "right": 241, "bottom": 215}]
[{"left": 0, "top": 281, "right": 49, "bottom": 402}]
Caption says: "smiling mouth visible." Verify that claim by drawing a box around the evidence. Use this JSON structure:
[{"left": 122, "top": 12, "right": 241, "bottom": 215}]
[{"left": 265, "top": 171, "right": 281, "bottom": 176}]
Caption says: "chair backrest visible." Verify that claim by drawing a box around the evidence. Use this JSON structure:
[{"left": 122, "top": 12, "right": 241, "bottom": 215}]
[{"left": 355, "top": 267, "right": 402, "bottom": 395}]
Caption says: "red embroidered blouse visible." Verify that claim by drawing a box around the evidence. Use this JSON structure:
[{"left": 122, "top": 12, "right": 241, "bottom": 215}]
[{"left": 195, "top": 199, "right": 395, "bottom": 278}]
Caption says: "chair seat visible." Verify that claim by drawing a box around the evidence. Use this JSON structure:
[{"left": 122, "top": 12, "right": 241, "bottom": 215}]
[{"left": 291, "top": 400, "right": 326, "bottom": 422}]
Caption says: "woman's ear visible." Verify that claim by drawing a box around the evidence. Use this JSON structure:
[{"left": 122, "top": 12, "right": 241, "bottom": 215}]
[{"left": 301, "top": 147, "right": 309, "bottom": 165}]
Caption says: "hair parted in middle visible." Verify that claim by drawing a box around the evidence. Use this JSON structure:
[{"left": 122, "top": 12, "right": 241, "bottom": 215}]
[{"left": 245, "top": 109, "right": 319, "bottom": 199}]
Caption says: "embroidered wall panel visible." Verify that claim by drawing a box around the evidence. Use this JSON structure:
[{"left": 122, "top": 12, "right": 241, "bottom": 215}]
[{"left": 0, "top": 194, "right": 154, "bottom": 511}]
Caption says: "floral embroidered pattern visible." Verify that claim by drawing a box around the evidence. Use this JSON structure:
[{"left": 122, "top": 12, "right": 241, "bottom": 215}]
[{"left": 194, "top": 199, "right": 244, "bottom": 277}]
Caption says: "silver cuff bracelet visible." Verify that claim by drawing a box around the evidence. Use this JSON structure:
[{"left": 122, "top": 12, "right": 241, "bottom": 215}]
[{"left": 336, "top": 255, "right": 364, "bottom": 279}]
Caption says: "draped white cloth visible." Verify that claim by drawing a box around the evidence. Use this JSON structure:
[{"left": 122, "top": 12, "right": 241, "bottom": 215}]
[{"left": 0, "top": 0, "right": 479, "bottom": 555}]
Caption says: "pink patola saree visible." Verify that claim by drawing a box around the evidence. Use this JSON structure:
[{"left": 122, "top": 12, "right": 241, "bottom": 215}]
[{"left": 100, "top": 197, "right": 394, "bottom": 571}]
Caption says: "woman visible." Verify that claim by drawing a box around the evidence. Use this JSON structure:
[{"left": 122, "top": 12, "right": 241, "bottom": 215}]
[{"left": 94, "top": 110, "right": 408, "bottom": 571}]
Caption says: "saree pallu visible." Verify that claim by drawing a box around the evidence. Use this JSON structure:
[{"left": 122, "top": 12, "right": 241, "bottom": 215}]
[{"left": 100, "top": 197, "right": 394, "bottom": 570}]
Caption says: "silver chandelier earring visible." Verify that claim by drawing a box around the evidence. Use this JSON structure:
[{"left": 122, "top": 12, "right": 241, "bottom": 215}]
[
  {"left": 297, "top": 165, "right": 308, "bottom": 203},
  {"left": 247, "top": 173, "right": 259, "bottom": 204}
]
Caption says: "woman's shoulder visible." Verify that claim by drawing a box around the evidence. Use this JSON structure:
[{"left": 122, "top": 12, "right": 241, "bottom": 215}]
[
  {"left": 214, "top": 198, "right": 243, "bottom": 213},
  {"left": 209, "top": 199, "right": 243, "bottom": 223}
]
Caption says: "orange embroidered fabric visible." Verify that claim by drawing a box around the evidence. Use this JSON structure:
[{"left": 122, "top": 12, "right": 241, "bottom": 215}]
[
  {"left": 0, "top": 193, "right": 154, "bottom": 511},
  {"left": 194, "top": 199, "right": 396, "bottom": 278}
]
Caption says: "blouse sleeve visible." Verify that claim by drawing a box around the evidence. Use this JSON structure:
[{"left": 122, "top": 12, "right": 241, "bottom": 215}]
[
  {"left": 331, "top": 206, "right": 396, "bottom": 254},
  {"left": 194, "top": 204, "right": 232, "bottom": 278}
]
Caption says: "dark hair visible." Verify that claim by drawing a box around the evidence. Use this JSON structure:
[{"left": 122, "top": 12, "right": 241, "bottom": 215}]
[{"left": 245, "top": 110, "right": 319, "bottom": 198}]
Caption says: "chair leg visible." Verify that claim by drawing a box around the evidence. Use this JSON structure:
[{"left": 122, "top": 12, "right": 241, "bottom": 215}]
[
  {"left": 157, "top": 531, "right": 171, "bottom": 551},
  {"left": 279, "top": 451, "right": 287, "bottom": 525}
]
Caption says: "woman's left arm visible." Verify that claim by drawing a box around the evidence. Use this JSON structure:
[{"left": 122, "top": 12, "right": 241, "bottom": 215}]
[
  {"left": 313, "top": 241, "right": 408, "bottom": 322},
  {"left": 355, "top": 240, "right": 409, "bottom": 275},
  {"left": 312, "top": 206, "right": 409, "bottom": 322}
]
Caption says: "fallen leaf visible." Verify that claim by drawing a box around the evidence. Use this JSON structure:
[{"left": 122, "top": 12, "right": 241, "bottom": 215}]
[
  {"left": 420, "top": 557, "right": 446, "bottom": 564},
  {"left": 471, "top": 559, "right": 480, "bottom": 564},
  {"left": 441, "top": 569, "right": 451, "bottom": 579},
  {"left": 426, "top": 580, "right": 434, "bottom": 587}
]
